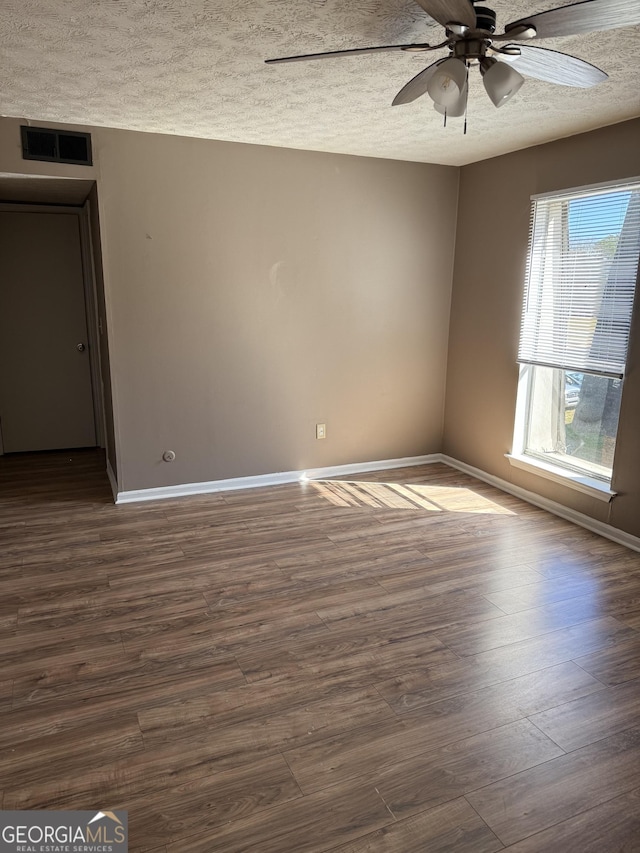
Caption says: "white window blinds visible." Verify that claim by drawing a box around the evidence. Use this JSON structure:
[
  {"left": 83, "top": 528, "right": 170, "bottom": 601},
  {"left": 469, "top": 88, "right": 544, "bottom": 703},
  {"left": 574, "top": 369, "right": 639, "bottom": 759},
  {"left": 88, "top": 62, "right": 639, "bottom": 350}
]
[{"left": 518, "top": 182, "right": 640, "bottom": 378}]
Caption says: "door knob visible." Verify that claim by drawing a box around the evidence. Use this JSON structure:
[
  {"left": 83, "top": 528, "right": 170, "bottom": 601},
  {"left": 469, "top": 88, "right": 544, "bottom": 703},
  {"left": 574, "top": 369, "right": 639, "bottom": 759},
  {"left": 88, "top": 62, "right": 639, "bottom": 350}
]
[{"left": 76, "top": 342, "right": 86, "bottom": 352}]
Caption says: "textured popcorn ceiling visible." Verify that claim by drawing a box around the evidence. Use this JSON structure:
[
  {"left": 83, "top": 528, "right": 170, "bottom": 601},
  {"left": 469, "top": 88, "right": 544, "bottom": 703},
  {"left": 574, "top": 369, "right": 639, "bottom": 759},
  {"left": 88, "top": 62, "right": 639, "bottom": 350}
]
[{"left": 2, "top": 0, "right": 639, "bottom": 165}]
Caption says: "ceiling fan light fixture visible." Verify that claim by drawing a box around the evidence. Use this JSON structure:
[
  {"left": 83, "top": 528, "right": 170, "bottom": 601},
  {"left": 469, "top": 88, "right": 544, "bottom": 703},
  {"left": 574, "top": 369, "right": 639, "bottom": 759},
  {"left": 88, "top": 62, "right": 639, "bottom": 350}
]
[
  {"left": 481, "top": 57, "right": 524, "bottom": 107},
  {"left": 426, "top": 57, "right": 467, "bottom": 107},
  {"left": 434, "top": 81, "right": 468, "bottom": 117}
]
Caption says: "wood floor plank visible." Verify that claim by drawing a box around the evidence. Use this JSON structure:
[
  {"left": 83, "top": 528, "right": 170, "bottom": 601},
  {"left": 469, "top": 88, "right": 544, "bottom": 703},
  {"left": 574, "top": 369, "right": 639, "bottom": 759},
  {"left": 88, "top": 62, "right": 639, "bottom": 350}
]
[
  {"left": 573, "top": 634, "right": 640, "bottom": 685},
  {"left": 16, "top": 587, "right": 209, "bottom": 635},
  {"left": 327, "top": 520, "right": 466, "bottom": 549},
  {"left": 274, "top": 541, "right": 428, "bottom": 571},
  {"left": 123, "top": 754, "right": 301, "bottom": 852},
  {"left": 285, "top": 663, "right": 596, "bottom": 793},
  {"left": 485, "top": 568, "right": 640, "bottom": 615},
  {"left": 127, "top": 609, "right": 330, "bottom": 660},
  {"left": 377, "top": 618, "right": 629, "bottom": 713},
  {"left": 1, "top": 572, "right": 111, "bottom": 609},
  {"left": 134, "top": 666, "right": 384, "bottom": 735},
  {"left": 2, "top": 529, "right": 102, "bottom": 559},
  {"left": 0, "top": 681, "right": 12, "bottom": 712},
  {"left": 0, "top": 714, "right": 145, "bottom": 790},
  {"left": 484, "top": 574, "right": 602, "bottom": 614},
  {"left": 203, "top": 575, "right": 384, "bottom": 617},
  {"left": 522, "top": 552, "right": 622, "bottom": 579},
  {"left": 163, "top": 780, "right": 392, "bottom": 853},
  {"left": 0, "top": 655, "right": 242, "bottom": 748},
  {"left": 138, "top": 686, "right": 396, "bottom": 758},
  {"left": 116, "top": 562, "right": 291, "bottom": 601},
  {"left": 434, "top": 595, "right": 604, "bottom": 657},
  {"left": 500, "top": 786, "right": 640, "bottom": 852},
  {"left": 375, "top": 719, "right": 562, "bottom": 820},
  {"left": 0, "top": 629, "right": 125, "bottom": 679},
  {"left": 616, "top": 608, "right": 640, "bottom": 631},
  {"left": 476, "top": 620, "right": 638, "bottom": 683},
  {"left": 97, "top": 513, "right": 245, "bottom": 542},
  {"left": 108, "top": 555, "right": 284, "bottom": 592},
  {"left": 528, "top": 678, "right": 640, "bottom": 752},
  {"left": 278, "top": 547, "right": 433, "bottom": 585},
  {"left": 11, "top": 648, "right": 245, "bottom": 710},
  {"left": 5, "top": 726, "right": 298, "bottom": 811},
  {"left": 97, "top": 522, "right": 252, "bottom": 553},
  {"left": 316, "top": 586, "right": 505, "bottom": 633},
  {"left": 183, "top": 530, "right": 338, "bottom": 564},
  {"left": 0, "top": 696, "right": 142, "bottom": 751},
  {"left": 0, "top": 607, "right": 18, "bottom": 634},
  {"left": 327, "top": 797, "right": 503, "bottom": 853},
  {"left": 465, "top": 726, "right": 640, "bottom": 846},
  {"left": 377, "top": 562, "right": 545, "bottom": 597},
  {"left": 418, "top": 541, "right": 559, "bottom": 570},
  {"left": 234, "top": 624, "right": 457, "bottom": 686},
  {"left": 0, "top": 545, "right": 187, "bottom": 580}
]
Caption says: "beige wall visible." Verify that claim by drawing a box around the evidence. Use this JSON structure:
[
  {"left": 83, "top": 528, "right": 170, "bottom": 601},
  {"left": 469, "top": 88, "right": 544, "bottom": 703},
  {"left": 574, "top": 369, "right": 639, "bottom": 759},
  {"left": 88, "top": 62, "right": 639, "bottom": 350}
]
[
  {"left": 444, "top": 118, "right": 640, "bottom": 537},
  {"left": 94, "top": 129, "right": 458, "bottom": 490},
  {"left": 87, "top": 185, "right": 117, "bottom": 475}
]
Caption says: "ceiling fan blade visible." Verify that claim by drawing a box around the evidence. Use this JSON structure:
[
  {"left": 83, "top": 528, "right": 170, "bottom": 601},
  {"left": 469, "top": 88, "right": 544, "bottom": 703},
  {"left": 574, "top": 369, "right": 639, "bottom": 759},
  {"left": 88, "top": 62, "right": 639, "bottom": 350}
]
[
  {"left": 503, "top": 44, "right": 608, "bottom": 86},
  {"left": 265, "top": 43, "right": 438, "bottom": 64},
  {"left": 413, "top": 0, "right": 476, "bottom": 29},
  {"left": 505, "top": 0, "right": 640, "bottom": 40},
  {"left": 392, "top": 59, "right": 446, "bottom": 105}
]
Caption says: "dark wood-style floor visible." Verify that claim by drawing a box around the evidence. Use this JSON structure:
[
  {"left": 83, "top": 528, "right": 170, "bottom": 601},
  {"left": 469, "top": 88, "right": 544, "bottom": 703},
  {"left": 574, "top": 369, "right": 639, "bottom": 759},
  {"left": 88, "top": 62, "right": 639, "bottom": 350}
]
[{"left": 2, "top": 449, "right": 640, "bottom": 852}]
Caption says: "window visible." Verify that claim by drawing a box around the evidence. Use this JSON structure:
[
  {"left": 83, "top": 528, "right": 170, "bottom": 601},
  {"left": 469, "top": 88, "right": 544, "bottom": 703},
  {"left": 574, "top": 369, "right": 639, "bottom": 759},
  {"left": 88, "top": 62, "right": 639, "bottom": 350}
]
[{"left": 511, "top": 180, "right": 640, "bottom": 492}]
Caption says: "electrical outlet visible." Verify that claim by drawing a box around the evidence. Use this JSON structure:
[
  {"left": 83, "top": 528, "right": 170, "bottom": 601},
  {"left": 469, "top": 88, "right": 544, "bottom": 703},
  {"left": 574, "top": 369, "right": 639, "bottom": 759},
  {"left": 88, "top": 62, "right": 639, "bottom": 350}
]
[{"left": 316, "top": 423, "right": 326, "bottom": 440}]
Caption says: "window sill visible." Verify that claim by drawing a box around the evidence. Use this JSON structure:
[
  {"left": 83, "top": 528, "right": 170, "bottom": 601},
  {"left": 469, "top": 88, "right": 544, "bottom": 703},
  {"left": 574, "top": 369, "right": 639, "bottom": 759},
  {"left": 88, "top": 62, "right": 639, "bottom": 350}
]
[{"left": 505, "top": 453, "right": 616, "bottom": 503}]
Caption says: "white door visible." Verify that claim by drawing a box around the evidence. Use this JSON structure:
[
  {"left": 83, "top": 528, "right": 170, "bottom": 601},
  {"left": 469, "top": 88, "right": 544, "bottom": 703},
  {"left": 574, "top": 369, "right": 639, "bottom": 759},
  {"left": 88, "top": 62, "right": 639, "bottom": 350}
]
[{"left": 0, "top": 211, "right": 96, "bottom": 452}]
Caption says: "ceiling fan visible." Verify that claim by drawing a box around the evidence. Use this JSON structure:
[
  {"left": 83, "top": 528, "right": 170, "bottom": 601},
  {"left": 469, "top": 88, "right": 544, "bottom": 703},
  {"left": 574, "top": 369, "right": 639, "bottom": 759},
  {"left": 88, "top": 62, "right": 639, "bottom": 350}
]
[{"left": 265, "top": 0, "right": 640, "bottom": 124}]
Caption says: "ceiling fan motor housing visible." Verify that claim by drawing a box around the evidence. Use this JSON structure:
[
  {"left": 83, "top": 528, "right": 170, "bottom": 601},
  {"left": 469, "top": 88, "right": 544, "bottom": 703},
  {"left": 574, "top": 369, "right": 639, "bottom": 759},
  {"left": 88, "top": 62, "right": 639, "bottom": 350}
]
[
  {"left": 472, "top": 5, "right": 497, "bottom": 33},
  {"left": 453, "top": 38, "right": 490, "bottom": 62}
]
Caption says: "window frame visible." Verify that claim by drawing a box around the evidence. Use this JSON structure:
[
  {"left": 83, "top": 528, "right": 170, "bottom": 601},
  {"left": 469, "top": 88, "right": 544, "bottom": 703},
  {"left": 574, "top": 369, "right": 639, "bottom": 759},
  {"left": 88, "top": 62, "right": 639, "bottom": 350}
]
[{"left": 509, "top": 177, "right": 640, "bottom": 502}]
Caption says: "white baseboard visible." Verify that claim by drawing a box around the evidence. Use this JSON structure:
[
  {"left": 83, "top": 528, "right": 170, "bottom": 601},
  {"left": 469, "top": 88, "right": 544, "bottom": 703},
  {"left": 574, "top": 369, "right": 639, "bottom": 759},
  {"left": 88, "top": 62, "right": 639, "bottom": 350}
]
[
  {"left": 440, "top": 454, "right": 640, "bottom": 554},
  {"left": 301, "top": 454, "right": 443, "bottom": 482},
  {"left": 115, "top": 454, "right": 442, "bottom": 505},
  {"left": 106, "top": 459, "right": 118, "bottom": 501}
]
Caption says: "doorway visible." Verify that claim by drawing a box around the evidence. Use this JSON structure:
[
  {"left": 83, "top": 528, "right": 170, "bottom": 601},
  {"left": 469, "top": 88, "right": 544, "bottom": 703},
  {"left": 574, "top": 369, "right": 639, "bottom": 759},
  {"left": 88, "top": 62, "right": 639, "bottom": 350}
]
[{"left": 0, "top": 209, "right": 98, "bottom": 452}]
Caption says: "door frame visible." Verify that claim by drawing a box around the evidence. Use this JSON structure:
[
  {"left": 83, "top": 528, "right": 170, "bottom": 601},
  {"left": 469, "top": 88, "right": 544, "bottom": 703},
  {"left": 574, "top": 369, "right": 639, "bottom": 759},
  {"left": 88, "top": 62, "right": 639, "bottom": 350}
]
[{"left": 0, "top": 202, "right": 106, "bottom": 453}]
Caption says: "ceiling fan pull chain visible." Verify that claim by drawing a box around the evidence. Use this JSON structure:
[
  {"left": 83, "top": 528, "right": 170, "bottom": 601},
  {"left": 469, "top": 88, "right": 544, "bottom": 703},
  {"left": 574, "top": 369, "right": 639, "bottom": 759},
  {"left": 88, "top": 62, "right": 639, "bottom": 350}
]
[{"left": 463, "top": 63, "right": 469, "bottom": 135}]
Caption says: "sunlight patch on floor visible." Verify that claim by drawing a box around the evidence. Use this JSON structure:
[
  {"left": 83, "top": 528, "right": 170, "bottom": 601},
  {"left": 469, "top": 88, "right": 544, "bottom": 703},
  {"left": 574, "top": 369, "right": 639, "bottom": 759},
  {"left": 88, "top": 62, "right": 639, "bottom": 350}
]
[{"left": 308, "top": 480, "right": 516, "bottom": 515}]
